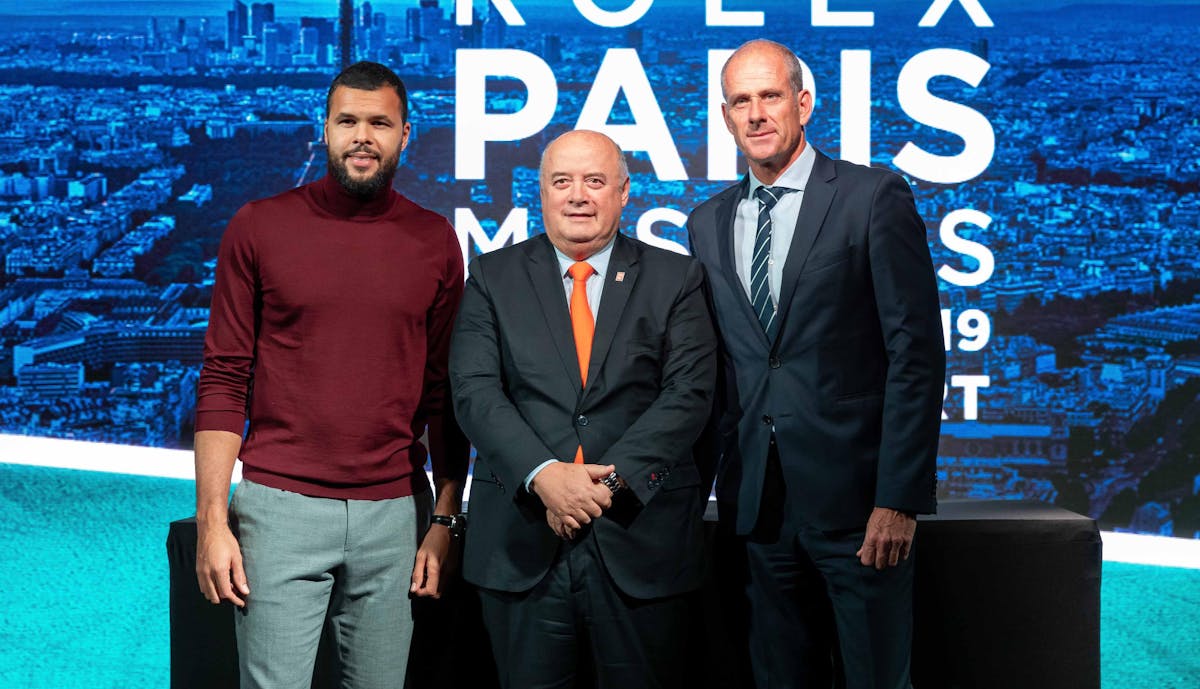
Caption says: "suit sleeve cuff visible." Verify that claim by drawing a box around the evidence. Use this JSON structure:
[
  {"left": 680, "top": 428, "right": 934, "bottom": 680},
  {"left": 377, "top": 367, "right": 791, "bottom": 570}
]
[{"left": 524, "top": 459, "right": 561, "bottom": 492}]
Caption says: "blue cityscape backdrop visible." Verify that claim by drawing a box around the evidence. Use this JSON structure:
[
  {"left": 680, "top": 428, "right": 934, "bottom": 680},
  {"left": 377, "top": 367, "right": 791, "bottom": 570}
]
[{"left": 0, "top": 0, "right": 1198, "bottom": 539}]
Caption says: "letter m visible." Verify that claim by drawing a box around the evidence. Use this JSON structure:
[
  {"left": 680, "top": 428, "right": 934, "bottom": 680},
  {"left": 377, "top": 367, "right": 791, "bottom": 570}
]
[{"left": 454, "top": 208, "right": 529, "bottom": 270}]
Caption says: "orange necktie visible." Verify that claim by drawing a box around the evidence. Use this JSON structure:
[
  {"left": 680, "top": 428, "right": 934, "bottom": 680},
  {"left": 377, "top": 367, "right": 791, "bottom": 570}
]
[{"left": 568, "top": 261, "right": 595, "bottom": 464}]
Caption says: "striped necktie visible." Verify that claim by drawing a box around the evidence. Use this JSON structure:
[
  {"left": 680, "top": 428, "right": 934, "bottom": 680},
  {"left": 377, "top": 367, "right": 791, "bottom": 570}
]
[{"left": 751, "top": 185, "right": 797, "bottom": 340}]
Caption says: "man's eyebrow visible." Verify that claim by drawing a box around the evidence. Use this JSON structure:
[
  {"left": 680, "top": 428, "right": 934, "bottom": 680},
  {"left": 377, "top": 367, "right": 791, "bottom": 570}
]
[
  {"left": 549, "top": 172, "right": 608, "bottom": 178},
  {"left": 332, "top": 111, "right": 396, "bottom": 122}
]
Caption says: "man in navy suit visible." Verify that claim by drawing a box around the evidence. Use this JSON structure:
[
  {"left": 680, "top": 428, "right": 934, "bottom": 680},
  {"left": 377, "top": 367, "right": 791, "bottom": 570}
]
[
  {"left": 687, "top": 40, "right": 945, "bottom": 689},
  {"left": 451, "top": 130, "right": 717, "bottom": 689}
]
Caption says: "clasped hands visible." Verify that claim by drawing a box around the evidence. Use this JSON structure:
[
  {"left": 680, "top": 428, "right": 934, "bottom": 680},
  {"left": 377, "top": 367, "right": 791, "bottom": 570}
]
[{"left": 531, "top": 461, "right": 615, "bottom": 540}]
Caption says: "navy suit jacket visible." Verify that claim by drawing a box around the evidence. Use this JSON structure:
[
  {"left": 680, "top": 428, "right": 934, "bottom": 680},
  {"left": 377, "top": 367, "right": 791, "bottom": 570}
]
[
  {"left": 687, "top": 148, "right": 945, "bottom": 534},
  {"left": 450, "top": 232, "right": 717, "bottom": 598}
]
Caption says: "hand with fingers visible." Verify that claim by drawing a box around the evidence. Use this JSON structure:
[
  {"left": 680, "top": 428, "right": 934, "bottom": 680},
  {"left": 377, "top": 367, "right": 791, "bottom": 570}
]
[
  {"left": 546, "top": 511, "right": 578, "bottom": 540},
  {"left": 410, "top": 523, "right": 459, "bottom": 599},
  {"left": 531, "top": 461, "right": 614, "bottom": 536},
  {"left": 195, "top": 522, "right": 249, "bottom": 607},
  {"left": 856, "top": 507, "right": 917, "bottom": 570}
]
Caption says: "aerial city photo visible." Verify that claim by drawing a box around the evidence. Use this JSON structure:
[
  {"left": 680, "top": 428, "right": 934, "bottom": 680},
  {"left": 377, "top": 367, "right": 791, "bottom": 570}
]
[{"left": 0, "top": 0, "right": 1198, "bottom": 536}]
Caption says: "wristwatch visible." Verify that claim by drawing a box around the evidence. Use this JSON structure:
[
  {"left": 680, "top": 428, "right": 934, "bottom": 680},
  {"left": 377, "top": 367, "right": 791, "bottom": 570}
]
[
  {"left": 430, "top": 513, "right": 467, "bottom": 538},
  {"left": 599, "top": 471, "right": 625, "bottom": 496}
]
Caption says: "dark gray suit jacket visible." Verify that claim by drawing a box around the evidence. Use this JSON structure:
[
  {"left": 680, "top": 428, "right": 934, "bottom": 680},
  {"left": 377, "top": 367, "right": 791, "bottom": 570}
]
[
  {"left": 687, "top": 148, "right": 945, "bottom": 535},
  {"left": 450, "top": 232, "right": 717, "bottom": 598}
]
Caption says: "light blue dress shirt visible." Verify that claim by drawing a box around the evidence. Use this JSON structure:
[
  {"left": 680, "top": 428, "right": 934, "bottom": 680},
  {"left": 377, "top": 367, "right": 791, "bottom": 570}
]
[{"left": 734, "top": 143, "right": 817, "bottom": 304}]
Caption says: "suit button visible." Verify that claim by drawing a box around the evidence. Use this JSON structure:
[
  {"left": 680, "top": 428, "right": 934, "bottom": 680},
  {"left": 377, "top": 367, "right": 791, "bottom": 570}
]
[
  {"left": 762, "top": 415, "right": 773, "bottom": 426},
  {"left": 769, "top": 357, "right": 781, "bottom": 369},
  {"left": 576, "top": 415, "right": 589, "bottom": 427}
]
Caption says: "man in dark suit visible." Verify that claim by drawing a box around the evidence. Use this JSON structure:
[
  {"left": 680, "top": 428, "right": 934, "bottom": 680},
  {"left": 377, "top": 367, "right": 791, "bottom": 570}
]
[
  {"left": 450, "top": 129, "right": 717, "bottom": 689},
  {"left": 686, "top": 40, "right": 946, "bottom": 689}
]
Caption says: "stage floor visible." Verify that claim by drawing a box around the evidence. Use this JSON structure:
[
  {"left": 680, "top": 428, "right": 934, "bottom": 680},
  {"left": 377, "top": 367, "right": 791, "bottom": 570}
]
[{"left": 1, "top": 463, "right": 1198, "bottom": 688}]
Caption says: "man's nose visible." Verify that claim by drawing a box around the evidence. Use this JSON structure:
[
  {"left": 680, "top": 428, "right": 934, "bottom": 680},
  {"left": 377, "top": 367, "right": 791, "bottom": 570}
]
[
  {"left": 747, "top": 97, "right": 767, "bottom": 121},
  {"left": 567, "top": 181, "right": 588, "bottom": 202},
  {"left": 352, "top": 122, "right": 374, "bottom": 145}
]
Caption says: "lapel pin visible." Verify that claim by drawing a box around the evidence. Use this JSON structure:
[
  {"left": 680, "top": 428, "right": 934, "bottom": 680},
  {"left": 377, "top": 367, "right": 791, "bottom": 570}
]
[{"left": 615, "top": 271, "right": 625, "bottom": 282}]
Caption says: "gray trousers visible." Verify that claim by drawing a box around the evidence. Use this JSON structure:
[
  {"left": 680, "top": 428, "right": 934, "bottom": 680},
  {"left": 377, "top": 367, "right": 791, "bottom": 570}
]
[{"left": 230, "top": 479, "right": 432, "bottom": 689}]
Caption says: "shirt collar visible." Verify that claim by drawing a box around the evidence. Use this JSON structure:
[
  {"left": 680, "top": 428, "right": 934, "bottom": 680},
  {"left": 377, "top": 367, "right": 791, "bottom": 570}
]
[
  {"left": 747, "top": 142, "right": 816, "bottom": 200},
  {"left": 555, "top": 235, "right": 616, "bottom": 280}
]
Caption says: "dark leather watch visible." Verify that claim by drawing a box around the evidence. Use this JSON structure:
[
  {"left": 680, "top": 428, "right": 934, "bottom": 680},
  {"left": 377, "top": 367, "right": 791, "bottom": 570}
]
[{"left": 430, "top": 513, "right": 467, "bottom": 538}]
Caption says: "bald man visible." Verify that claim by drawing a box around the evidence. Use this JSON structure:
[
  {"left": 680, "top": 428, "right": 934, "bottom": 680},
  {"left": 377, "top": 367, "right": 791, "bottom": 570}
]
[
  {"left": 450, "top": 130, "right": 718, "bottom": 689},
  {"left": 687, "top": 40, "right": 945, "bottom": 689}
]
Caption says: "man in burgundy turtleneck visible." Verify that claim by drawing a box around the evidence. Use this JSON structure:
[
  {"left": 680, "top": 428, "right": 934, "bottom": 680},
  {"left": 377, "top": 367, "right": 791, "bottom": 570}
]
[{"left": 193, "top": 62, "right": 468, "bottom": 689}]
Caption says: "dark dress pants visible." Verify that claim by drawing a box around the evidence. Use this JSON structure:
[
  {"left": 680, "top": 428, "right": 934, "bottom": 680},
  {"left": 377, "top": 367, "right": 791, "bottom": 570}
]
[
  {"left": 477, "top": 528, "right": 694, "bottom": 689},
  {"left": 742, "top": 443, "right": 915, "bottom": 689}
]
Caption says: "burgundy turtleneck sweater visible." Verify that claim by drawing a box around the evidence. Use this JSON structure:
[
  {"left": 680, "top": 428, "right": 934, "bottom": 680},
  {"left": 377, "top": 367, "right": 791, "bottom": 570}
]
[{"left": 196, "top": 174, "right": 467, "bottom": 499}]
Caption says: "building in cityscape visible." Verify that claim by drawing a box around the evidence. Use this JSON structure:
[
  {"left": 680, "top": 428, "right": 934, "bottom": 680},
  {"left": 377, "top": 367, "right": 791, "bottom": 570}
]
[{"left": 0, "top": 0, "right": 1195, "bottom": 537}]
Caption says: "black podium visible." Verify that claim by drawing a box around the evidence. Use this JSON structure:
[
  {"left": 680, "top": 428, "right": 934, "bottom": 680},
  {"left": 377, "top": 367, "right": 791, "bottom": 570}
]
[
  {"left": 911, "top": 500, "right": 1101, "bottom": 689},
  {"left": 168, "top": 499, "right": 1100, "bottom": 689}
]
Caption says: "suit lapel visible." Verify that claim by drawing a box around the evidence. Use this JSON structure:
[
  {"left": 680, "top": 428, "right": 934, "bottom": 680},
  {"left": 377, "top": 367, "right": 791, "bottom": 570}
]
[
  {"left": 584, "top": 233, "right": 638, "bottom": 394},
  {"left": 717, "top": 178, "right": 771, "bottom": 351},
  {"left": 525, "top": 235, "right": 582, "bottom": 392},
  {"left": 776, "top": 149, "right": 837, "bottom": 330},
  {"left": 715, "top": 179, "right": 745, "bottom": 286}
]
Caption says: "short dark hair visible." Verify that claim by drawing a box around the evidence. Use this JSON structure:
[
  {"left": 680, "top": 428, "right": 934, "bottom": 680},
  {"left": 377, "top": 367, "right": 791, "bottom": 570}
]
[{"left": 326, "top": 61, "right": 409, "bottom": 122}]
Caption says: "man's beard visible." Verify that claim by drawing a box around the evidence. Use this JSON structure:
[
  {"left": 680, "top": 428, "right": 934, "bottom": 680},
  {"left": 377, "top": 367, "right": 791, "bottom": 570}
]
[{"left": 327, "top": 144, "right": 400, "bottom": 199}]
